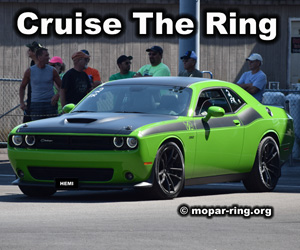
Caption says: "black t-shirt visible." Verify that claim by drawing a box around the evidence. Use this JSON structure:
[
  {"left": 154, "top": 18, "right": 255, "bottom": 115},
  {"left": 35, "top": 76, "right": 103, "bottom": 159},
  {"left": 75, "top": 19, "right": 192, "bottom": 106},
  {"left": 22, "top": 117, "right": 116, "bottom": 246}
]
[{"left": 62, "top": 68, "right": 92, "bottom": 104}]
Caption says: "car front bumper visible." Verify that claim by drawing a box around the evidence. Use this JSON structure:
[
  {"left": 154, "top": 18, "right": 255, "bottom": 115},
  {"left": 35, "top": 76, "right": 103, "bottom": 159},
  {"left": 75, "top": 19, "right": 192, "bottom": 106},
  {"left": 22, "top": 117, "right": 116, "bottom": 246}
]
[{"left": 8, "top": 148, "right": 154, "bottom": 187}]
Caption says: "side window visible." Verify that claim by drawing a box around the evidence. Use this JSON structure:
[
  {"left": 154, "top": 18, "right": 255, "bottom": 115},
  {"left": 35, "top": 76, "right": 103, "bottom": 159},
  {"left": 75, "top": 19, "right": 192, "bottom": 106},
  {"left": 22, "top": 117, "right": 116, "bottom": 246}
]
[
  {"left": 223, "top": 88, "right": 245, "bottom": 112},
  {"left": 195, "top": 89, "right": 232, "bottom": 116}
]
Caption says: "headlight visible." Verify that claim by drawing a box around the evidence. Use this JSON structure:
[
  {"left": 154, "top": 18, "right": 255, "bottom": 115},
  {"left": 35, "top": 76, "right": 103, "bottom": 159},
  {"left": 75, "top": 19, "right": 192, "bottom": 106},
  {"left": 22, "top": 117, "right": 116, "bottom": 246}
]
[
  {"left": 113, "top": 137, "right": 124, "bottom": 148},
  {"left": 25, "top": 135, "right": 36, "bottom": 146},
  {"left": 126, "top": 137, "right": 138, "bottom": 149},
  {"left": 12, "top": 135, "right": 23, "bottom": 146}
]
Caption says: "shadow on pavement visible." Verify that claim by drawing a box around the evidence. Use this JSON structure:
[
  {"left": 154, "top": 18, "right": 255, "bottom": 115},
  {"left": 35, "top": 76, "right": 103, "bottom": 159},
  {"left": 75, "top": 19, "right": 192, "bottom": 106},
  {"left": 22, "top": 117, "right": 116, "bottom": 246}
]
[{"left": 0, "top": 183, "right": 250, "bottom": 203}]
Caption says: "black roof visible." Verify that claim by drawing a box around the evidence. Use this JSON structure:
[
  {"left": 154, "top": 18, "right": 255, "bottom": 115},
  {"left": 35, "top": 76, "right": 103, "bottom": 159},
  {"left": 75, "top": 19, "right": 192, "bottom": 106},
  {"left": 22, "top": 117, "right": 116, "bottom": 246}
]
[{"left": 104, "top": 77, "right": 211, "bottom": 88}]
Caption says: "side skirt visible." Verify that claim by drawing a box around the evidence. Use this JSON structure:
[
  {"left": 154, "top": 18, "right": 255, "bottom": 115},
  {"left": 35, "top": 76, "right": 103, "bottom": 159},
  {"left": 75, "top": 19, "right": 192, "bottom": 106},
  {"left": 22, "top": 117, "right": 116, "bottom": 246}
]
[{"left": 185, "top": 173, "right": 249, "bottom": 186}]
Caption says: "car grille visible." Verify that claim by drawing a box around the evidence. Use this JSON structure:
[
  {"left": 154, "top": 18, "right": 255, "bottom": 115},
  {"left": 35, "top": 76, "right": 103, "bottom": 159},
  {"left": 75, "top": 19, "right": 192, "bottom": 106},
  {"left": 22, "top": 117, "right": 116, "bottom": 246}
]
[
  {"left": 29, "top": 135, "right": 115, "bottom": 150},
  {"left": 28, "top": 167, "right": 114, "bottom": 181}
]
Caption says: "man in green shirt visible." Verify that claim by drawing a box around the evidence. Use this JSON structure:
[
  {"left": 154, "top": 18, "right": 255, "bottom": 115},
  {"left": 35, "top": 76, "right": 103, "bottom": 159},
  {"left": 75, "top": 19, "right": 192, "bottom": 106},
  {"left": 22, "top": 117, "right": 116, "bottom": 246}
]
[
  {"left": 134, "top": 46, "right": 171, "bottom": 77},
  {"left": 109, "top": 55, "right": 136, "bottom": 81}
]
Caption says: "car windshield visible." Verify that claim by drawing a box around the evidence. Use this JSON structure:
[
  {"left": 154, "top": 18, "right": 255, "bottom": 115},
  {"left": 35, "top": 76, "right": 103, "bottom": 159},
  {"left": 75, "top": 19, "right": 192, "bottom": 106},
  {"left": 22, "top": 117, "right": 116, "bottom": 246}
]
[{"left": 73, "top": 84, "right": 192, "bottom": 116}]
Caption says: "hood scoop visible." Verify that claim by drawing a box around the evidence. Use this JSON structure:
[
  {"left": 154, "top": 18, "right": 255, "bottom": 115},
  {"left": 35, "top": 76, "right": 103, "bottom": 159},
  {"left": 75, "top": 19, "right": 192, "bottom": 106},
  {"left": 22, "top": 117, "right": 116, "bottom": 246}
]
[{"left": 66, "top": 118, "right": 97, "bottom": 124}]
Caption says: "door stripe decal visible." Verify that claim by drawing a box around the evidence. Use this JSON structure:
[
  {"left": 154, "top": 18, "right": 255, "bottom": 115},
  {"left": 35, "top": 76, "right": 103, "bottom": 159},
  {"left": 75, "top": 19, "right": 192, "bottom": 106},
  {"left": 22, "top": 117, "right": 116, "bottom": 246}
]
[{"left": 141, "top": 108, "right": 262, "bottom": 137}]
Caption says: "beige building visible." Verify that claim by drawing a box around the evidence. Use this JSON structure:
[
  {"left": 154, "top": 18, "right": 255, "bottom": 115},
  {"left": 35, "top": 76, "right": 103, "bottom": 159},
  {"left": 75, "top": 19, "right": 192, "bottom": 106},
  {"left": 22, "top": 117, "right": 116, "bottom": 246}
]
[{"left": 0, "top": 0, "right": 299, "bottom": 84}]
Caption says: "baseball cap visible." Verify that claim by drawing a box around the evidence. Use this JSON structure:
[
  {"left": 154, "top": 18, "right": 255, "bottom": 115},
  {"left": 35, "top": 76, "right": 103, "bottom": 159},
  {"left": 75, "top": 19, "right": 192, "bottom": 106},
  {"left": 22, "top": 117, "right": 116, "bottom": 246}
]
[
  {"left": 72, "top": 51, "right": 90, "bottom": 62},
  {"left": 180, "top": 50, "right": 197, "bottom": 60},
  {"left": 49, "top": 56, "right": 63, "bottom": 64},
  {"left": 117, "top": 55, "right": 133, "bottom": 64},
  {"left": 246, "top": 53, "right": 263, "bottom": 65},
  {"left": 26, "top": 41, "right": 43, "bottom": 52},
  {"left": 146, "top": 46, "right": 163, "bottom": 55},
  {"left": 81, "top": 49, "right": 90, "bottom": 56}
]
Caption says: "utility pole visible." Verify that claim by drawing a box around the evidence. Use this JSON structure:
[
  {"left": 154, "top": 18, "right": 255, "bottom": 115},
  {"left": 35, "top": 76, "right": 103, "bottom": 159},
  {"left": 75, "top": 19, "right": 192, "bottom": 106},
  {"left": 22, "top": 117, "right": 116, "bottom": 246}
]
[{"left": 179, "top": 0, "right": 200, "bottom": 72}]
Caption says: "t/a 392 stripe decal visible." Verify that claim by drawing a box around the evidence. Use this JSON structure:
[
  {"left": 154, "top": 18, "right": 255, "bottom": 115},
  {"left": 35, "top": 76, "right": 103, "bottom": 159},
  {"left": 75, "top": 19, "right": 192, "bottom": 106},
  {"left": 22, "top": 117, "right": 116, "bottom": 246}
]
[
  {"left": 141, "top": 108, "right": 262, "bottom": 137},
  {"left": 238, "top": 107, "right": 262, "bottom": 125}
]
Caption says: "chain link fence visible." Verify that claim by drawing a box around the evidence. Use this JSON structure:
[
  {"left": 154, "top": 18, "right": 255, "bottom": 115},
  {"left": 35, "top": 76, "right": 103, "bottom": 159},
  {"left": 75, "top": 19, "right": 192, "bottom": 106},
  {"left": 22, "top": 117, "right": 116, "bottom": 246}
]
[
  {"left": 0, "top": 79, "right": 23, "bottom": 147},
  {"left": 262, "top": 89, "right": 300, "bottom": 161}
]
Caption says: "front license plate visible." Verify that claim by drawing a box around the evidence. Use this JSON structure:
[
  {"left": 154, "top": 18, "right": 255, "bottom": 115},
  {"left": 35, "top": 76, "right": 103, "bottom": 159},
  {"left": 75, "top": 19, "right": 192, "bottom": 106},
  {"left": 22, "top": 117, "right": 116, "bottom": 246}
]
[{"left": 55, "top": 178, "right": 79, "bottom": 189}]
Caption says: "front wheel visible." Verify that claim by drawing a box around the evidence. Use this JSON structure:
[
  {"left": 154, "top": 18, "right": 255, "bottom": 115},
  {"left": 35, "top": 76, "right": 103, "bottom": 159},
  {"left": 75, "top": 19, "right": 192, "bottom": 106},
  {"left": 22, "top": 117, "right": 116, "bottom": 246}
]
[
  {"left": 243, "top": 136, "right": 281, "bottom": 192},
  {"left": 150, "top": 142, "right": 185, "bottom": 199},
  {"left": 19, "top": 185, "right": 56, "bottom": 197}
]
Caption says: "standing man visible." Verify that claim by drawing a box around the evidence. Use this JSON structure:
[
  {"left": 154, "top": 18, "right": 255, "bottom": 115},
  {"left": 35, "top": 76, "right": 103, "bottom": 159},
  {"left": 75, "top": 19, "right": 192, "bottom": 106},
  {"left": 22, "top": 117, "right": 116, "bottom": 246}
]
[
  {"left": 60, "top": 51, "right": 92, "bottom": 107},
  {"left": 23, "top": 41, "right": 43, "bottom": 122},
  {"left": 49, "top": 56, "right": 66, "bottom": 114},
  {"left": 109, "top": 55, "right": 136, "bottom": 81},
  {"left": 178, "top": 51, "right": 203, "bottom": 77},
  {"left": 20, "top": 48, "right": 61, "bottom": 121},
  {"left": 81, "top": 49, "right": 102, "bottom": 88},
  {"left": 237, "top": 53, "right": 267, "bottom": 102},
  {"left": 134, "top": 46, "right": 171, "bottom": 77}
]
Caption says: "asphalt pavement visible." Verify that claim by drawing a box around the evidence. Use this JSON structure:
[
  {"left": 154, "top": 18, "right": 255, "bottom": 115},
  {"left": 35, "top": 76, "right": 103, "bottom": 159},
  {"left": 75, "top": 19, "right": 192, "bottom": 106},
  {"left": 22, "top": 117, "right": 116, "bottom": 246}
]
[{"left": 1, "top": 148, "right": 300, "bottom": 250}]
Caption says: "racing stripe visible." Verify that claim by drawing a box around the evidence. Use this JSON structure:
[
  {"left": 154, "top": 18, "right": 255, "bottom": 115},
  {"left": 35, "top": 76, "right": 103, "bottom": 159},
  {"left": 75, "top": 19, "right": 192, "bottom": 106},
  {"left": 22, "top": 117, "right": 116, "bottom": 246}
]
[
  {"left": 141, "top": 107, "right": 262, "bottom": 137},
  {"left": 141, "top": 122, "right": 188, "bottom": 137},
  {"left": 194, "top": 116, "right": 239, "bottom": 129},
  {"left": 238, "top": 107, "right": 262, "bottom": 125}
]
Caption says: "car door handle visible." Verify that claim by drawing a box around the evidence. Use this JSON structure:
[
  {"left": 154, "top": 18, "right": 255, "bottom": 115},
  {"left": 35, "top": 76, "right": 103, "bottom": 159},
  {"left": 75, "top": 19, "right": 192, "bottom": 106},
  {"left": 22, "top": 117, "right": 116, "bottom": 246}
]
[{"left": 233, "top": 119, "right": 240, "bottom": 126}]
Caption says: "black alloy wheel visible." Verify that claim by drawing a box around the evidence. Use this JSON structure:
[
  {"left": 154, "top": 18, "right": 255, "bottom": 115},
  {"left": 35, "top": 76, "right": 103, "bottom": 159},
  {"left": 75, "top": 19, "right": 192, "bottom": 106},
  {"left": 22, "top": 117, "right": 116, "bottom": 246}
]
[
  {"left": 243, "top": 136, "right": 280, "bottom": 192},
  {"left": 151, "top": 142, "right": 185, "bottom": 199}
]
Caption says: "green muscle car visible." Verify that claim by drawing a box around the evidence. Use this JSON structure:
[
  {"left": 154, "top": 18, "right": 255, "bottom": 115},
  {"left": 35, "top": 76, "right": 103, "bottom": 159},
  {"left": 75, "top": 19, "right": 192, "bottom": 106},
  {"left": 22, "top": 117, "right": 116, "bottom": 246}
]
[{"left": 8, "top": 77, "right": 294, "bottom": 199}]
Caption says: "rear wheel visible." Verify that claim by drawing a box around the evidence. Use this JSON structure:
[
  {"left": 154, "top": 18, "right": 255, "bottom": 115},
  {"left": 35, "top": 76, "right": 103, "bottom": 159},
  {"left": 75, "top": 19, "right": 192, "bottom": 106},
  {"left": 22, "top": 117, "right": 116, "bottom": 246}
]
[
  {"left": 151, "top": 142, "right": 185, "bottom": 199},
  {"left": 19, "top": 185, "right": 56, "bottom": 197},
  {"left": 243, "top": 136, "right": 280, "bottom": 192}
]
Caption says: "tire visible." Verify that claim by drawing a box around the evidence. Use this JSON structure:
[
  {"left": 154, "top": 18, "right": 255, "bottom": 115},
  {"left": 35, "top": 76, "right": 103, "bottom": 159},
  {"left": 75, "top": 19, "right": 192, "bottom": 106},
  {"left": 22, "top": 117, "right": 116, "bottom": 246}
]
[
  {"left": 243, "top": 136, "right": 280, "bottom": 192},
  {"left": 19, "top": 185, "right": 56, "bottom": 197},
  {"left": 150, "top": 142, "right": 185, "bottom": 199}
]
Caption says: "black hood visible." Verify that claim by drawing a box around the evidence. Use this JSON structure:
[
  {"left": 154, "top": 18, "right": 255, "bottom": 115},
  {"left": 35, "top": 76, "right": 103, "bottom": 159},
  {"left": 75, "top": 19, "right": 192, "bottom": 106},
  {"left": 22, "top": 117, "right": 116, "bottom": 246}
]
[{"left": 17, "top": 112, "right": 178, "bottom": 135}]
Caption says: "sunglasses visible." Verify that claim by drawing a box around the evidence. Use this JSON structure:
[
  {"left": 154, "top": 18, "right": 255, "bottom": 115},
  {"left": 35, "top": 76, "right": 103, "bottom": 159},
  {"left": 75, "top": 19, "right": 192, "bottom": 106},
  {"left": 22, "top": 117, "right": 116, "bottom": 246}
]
[
  {"left": 248, "top": 60, "right": 259, "bottom": 64},
  {"left": 50, "top": 63, "right": 61, "bottom": 67},
  {"left": 182, "top": 58, "right": 193, "bottom": 62}
]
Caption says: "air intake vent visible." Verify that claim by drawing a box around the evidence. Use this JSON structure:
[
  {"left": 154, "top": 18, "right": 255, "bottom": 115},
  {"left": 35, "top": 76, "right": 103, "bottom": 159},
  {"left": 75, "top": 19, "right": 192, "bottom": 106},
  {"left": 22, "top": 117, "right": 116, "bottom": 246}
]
[
  {"left": 66, "top": 118, "right": 97, "bottom": 123},
  {"left": 28, "top": 167, "right": 114, "bottom": 181}
]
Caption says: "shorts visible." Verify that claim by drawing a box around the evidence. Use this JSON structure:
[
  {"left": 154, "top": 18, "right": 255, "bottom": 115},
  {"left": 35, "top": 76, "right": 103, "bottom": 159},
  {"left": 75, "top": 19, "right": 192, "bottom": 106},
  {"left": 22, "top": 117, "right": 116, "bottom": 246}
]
[{"left": 30, "top": 102, "right": 58, "bottom": 121}]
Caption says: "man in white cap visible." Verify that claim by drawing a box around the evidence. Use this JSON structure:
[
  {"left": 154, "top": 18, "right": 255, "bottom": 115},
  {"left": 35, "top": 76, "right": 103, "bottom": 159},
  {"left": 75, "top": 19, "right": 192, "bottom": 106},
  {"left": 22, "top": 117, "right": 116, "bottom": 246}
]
[
  {"left": 178, "top": 50, "right": 203, "bottom": 77},
  {"left": 237, "top": 53, "right": 267, "bottom": 102}
]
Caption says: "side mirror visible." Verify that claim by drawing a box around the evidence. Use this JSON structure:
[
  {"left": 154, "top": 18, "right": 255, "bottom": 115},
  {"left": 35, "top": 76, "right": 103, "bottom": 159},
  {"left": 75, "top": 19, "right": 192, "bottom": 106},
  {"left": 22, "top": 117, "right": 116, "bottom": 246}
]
[
  {"left": 62, "top": 103, "right": 75, "bottom": 114},
  {"left": 203, "top": 106, "right": 225, "bottom": 122}
]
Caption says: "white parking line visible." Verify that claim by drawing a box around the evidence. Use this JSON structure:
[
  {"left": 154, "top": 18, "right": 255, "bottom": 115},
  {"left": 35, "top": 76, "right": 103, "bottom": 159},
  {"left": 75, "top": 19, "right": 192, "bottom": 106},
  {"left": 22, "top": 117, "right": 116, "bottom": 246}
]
[{"left": 0, "top": 174, "right": 15, "bottom": 177}]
